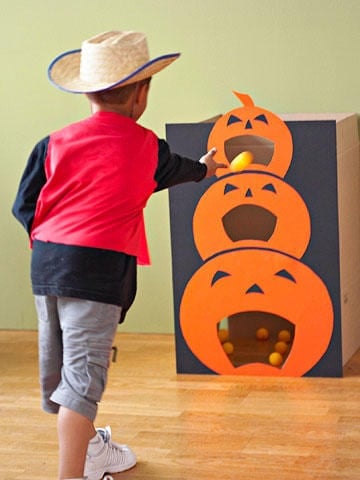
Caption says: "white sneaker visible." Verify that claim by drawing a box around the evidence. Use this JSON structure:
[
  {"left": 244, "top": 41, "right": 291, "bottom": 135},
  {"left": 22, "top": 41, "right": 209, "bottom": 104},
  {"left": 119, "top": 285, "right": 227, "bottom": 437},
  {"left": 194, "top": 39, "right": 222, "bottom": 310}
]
[{"left": 84, "top": 426, "right": 136, "bottom": 480}]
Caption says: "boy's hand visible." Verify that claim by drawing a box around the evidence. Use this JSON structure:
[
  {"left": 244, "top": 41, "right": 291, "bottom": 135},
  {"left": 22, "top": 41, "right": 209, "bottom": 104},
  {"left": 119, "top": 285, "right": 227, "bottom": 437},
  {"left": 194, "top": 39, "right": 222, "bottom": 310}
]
[{"left": 200, "top": 148, "right": 227, "bottom": 177}]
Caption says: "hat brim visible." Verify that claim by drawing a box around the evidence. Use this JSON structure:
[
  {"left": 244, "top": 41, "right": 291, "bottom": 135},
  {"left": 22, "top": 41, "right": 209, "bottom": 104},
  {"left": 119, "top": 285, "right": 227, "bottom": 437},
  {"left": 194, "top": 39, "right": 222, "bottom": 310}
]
[{"left": 48, "top": 49, "right": 180, "bottom": 93}]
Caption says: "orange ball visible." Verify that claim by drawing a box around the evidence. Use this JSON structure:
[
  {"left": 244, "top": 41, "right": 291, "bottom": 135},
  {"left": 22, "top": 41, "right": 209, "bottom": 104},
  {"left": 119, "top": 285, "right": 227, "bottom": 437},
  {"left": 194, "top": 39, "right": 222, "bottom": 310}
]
[
  {"left": 269, "top": 352, "right": 283, "bottom": 366},
  {"left": 256, "top": 327, "right": 270, "bottom": 341},
  {"left": 222, "top": 342, "right": 234, "bottom": 355},
  {"left": 278, "top": 330, "right": 291, "bottom": 343},
  {"left": 230, "top": 151, "right": 254, "bottom": 172},
  {"left": 218, "top": 328, "right": 229, "bottom": 343},
  {"left": 275, "top": 341, "right": 288, "bottom": 355}
]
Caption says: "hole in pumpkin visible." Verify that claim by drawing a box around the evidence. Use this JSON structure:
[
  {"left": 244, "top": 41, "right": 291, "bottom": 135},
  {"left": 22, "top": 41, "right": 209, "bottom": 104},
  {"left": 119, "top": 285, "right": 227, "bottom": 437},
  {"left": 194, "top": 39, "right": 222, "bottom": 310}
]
[
  {"left": 222, "top": 205, "right": 277, "bottom": 242},
  {"left": 218, "top": 312, "right": 295, "bottom": 368},
  {"left": 224, "top": 135, "right": 274, "bottom": 166}
]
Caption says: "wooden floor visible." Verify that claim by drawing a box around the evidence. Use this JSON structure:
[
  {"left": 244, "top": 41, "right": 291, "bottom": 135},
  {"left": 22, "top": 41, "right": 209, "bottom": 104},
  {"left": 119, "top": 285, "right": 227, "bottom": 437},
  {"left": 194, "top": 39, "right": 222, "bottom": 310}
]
[{"left": 0, "top": 331, "right": 359, "bottom": 480}]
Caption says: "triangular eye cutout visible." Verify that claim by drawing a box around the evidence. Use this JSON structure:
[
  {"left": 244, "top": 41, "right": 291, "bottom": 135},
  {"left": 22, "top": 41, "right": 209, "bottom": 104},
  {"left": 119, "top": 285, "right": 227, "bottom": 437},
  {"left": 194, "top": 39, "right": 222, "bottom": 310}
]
[
  {"left": 246, "top": 284, "right": 264, "bottom": 294},
  {"left": 275, "top": 269, "right": 296, "bottom": 283},
  {"left": 255, "top": 114, "right": 268, "bottom": 124},
  {"left": 211, "top": 270, "right": 231, "bottom": 286},
  {"left": 224, "top": 183, "right": 239, "bottom": 195},
  {"left": 262, "top": 183, "right": 277, "bottom": 193},
  {"left": 227, "top": 115, "right": 242, "bottom": 126}
]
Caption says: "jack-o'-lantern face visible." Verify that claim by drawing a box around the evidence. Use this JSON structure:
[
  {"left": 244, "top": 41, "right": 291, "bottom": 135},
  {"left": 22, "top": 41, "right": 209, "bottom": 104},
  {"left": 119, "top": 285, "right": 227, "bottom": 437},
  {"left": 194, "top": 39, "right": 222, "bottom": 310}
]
[
  {"left": 180, "top": 248, "right": 333, "bottom": 376},
  {"left": 208, "top": 92, "right": 293, "bottom": 178},
  {"left": 193, "top": 172, "right": 311, "bottom": 260}
]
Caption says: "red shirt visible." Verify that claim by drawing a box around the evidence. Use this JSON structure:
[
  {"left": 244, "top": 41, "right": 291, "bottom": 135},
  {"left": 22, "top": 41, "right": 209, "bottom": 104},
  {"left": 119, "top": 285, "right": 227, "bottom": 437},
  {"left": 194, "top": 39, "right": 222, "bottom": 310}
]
[{"left": 31, "top": 111, "right": 158, "bottom": 265}]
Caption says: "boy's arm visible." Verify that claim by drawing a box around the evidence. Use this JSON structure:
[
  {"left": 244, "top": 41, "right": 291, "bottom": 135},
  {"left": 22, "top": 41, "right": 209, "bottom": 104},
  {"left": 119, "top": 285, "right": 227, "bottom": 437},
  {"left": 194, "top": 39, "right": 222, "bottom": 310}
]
[
  {"left": 154, "top": 139, "right": 224, "bottom": 191},
  {"left": 12, "top": 137, "right": 49, "bottom": 234}
]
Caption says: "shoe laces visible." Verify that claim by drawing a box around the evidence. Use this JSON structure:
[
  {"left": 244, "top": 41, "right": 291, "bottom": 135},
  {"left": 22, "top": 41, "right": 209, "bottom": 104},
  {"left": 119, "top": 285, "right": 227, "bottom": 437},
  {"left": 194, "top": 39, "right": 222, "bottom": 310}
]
[{"left": 97, "top": 425, "right": 131, "bottom": 467}]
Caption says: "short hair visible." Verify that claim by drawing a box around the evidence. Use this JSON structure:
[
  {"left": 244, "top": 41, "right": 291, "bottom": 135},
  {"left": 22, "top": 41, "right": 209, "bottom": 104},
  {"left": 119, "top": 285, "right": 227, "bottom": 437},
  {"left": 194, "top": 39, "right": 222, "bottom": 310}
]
[{"left": 87, "top": 78, "right": 151, "bottom": 106}]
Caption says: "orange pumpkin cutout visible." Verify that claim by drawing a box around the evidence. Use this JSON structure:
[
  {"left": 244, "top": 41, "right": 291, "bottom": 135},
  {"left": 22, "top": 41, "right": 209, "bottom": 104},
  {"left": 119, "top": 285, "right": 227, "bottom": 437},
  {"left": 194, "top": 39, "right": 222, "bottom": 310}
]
[
  {"left": 207, "top": 92, "right": 293, "bottom": 178},
  {"left": 180, "top": 248, "right": 333, "bottom": 376},
  {"left": 193, "top": 172, "right": 311, "bottom": 260}
]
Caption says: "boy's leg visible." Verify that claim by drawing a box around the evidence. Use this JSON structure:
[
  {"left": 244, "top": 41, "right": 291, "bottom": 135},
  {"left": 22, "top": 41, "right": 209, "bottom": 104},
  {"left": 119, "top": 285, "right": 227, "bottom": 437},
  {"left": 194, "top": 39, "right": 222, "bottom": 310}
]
[
  {"left": 57, "top": 406, "right": 96, "bottom": 480},
  {"left": 36, "top": 295, "right": 63, "bottom": 415},
  {"left": 36, "top": 295, "right": 93, "bottom": 478},
  {"left": 37, "top": 296, "right": 122, "bottom": 479},
  {"left": 54, "top": 297, "right": 121, "bottom": 479}
]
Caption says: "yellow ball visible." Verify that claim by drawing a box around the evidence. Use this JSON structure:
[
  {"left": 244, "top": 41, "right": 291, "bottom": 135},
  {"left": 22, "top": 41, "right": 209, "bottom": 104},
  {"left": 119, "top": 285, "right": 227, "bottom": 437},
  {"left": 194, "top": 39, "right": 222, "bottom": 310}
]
[
  {"left": 256, "top": 327, "right": 270, "bottom": 341},
  {"left": 278, "top": 330, "right": 291, "bottom": 343},
  {"left": 218, "top": 328, "right": 229, "bottom": 343},
  {"left": 230, "top": 151, "right": 254, "bottom": 172},
  {"left": 269, "top": 352, "right": 283, "bottom": 366},
  {"left": 222, "top": 342, "right": 234, "bottom": 355},
  {"left": 274, "top": 341, "right": 288, "bottom": 355}
]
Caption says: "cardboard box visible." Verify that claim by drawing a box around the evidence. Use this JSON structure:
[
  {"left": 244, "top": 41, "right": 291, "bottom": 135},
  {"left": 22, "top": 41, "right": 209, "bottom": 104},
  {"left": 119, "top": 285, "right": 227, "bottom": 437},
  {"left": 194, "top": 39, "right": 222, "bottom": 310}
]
[{"left": 167, "top": 113, "right": 360, "bottom": 376}]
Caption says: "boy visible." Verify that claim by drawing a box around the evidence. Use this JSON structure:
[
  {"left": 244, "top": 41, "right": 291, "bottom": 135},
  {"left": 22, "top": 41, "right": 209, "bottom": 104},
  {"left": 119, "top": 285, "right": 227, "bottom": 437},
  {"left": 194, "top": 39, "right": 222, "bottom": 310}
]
[{"left": 12, "top": 31, "right": 225, "bottom": 480}]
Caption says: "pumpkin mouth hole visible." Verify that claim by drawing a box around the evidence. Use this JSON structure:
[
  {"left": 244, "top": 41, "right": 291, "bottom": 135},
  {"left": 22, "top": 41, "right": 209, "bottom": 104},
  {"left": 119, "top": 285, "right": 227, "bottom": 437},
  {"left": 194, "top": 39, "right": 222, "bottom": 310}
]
[
  {"left": 218, "top": 311, "right": 295, "bottom": 368},
  {"left": 224, "top": 135, "right": 274, "bottom": 166},
  {"left": 222, "top": 205, "right": 277, "bottom": 242}
]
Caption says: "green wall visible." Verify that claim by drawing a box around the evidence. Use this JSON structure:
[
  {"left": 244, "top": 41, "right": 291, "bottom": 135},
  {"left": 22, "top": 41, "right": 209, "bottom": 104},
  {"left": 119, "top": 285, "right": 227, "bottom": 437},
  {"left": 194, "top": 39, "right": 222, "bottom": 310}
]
[{"left": 2, "top": 0, "right": 360, "bottom": 332}]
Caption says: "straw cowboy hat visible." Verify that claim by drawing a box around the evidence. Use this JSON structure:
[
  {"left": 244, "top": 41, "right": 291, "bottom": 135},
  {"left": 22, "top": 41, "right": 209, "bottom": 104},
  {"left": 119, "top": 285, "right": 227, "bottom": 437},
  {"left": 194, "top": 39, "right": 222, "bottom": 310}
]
[{"left": 48, "top": 30, "right": 180, "bottom": 93}]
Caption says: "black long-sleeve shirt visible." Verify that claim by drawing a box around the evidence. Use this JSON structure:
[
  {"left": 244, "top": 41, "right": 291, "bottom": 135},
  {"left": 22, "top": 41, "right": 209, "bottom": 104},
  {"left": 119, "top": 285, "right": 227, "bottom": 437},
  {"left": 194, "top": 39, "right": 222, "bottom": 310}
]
[{"left": 13, "top": 112, "right": 206, "bottom": 321}]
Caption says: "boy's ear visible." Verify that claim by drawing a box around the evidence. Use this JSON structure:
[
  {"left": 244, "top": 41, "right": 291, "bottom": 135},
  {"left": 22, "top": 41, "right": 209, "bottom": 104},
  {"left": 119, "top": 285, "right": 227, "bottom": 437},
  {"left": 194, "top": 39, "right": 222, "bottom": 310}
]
[{"left": 136, "top": 81, "right": 150, "bottom": 102}]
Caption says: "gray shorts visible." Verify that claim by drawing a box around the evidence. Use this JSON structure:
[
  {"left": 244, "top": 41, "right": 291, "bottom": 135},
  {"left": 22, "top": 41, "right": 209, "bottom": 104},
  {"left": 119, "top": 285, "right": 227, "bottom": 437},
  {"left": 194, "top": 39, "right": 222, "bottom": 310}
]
[{"left": 35, "top": 295, "right": 121, "bottom": 421}]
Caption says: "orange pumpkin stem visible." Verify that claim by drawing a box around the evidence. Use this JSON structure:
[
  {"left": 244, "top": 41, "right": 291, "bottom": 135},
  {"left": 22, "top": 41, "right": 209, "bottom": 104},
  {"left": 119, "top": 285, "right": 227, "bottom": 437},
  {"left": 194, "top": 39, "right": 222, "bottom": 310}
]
[{"left": 232, "top": 91, "right": 255, "bottom": 107}]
